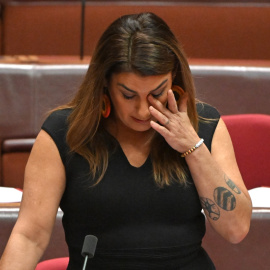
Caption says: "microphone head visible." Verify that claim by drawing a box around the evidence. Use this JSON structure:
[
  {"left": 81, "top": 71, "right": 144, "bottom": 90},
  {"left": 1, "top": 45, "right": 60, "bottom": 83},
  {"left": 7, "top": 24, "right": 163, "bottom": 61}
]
[{"left": 81, "top": 235, "right": 98, "bottom": 258}]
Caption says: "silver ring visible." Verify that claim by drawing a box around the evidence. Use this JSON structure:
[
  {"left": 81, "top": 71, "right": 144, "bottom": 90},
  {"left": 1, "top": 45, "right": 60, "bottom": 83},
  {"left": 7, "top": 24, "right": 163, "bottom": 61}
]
[{"left": 165, "top": 119, "right": 170, "bottom": 125}]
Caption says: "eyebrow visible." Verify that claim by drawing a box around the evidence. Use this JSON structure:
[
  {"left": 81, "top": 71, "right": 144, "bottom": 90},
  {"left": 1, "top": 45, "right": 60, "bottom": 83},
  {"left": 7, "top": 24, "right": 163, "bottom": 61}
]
[{"left": 117, "top": 79, "right": 168, "bottom": 93}]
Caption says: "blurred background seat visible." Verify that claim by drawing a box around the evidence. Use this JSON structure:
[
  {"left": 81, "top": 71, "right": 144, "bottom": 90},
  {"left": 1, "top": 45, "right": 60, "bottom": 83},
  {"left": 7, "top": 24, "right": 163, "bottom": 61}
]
[
  {"left": 222, "top": 114, "right": 270, "bottom": 190},
  {"left": 35, "top": 257, "right": 69, "bottom": 270}
]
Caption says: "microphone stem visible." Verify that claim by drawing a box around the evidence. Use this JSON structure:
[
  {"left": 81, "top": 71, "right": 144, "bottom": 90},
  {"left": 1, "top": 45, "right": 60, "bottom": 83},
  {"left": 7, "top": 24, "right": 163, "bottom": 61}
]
[{"left": 82, "top": 255, "right": 89, "bottom": 270}]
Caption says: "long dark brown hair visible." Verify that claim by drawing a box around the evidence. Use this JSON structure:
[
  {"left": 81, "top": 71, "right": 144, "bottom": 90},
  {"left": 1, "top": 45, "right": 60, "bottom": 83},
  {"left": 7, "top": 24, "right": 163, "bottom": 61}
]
[{"left": 56, "top": 12, "right": 198, "bottom": 187}]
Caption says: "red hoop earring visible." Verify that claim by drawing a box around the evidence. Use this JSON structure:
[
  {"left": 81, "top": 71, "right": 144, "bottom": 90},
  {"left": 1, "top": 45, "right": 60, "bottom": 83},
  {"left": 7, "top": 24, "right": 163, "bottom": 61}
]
[
  {"left": 171, "top": 85, "right": 185, "bottom": 105},
  {"left": 102, "top": 94, "right": 111, "bottom": 118}
]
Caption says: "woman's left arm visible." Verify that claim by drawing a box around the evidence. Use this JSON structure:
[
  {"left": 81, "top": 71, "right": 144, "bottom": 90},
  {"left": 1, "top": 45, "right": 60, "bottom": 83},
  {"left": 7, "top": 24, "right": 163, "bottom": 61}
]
[
  {"left": 148, "top": 90, "right": 252, "bottom": 244},
  {"left": 184, "top": 118, "right": 252, "bottom": 244}
]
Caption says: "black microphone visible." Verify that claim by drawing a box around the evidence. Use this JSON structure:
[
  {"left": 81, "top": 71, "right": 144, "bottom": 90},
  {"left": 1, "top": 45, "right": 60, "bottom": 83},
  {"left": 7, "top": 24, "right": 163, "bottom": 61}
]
[{"left": 81, "top": 235, "right": 98, "bottom": 270}]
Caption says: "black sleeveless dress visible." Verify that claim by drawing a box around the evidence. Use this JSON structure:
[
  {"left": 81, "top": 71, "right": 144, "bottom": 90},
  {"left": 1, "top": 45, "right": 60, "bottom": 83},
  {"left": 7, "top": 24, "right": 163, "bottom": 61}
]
[{"left": 41, "top": 103, "right": 220, "bottom": 270}]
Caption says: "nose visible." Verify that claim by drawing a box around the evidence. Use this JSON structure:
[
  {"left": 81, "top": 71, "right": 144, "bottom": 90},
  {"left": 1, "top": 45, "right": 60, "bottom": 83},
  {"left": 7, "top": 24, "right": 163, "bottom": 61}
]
[{"left": 136, "top": 99, "right": 151, "bottom": 120}]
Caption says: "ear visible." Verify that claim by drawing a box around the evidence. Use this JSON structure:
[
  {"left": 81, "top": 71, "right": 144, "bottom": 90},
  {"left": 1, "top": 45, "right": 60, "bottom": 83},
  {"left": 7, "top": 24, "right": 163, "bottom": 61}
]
[{"left": 171, "top": 85, "right": 185, "bottom": 105}]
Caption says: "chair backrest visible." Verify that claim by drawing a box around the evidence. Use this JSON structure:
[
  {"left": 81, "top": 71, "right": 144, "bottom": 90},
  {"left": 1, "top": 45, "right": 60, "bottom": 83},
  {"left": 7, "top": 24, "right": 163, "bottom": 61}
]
[
  {"left": 222, "top": 114, "right": 270, "bottom": 190},
  {"left": 35, "top": 257, "right": 69, "bottom": 270}
]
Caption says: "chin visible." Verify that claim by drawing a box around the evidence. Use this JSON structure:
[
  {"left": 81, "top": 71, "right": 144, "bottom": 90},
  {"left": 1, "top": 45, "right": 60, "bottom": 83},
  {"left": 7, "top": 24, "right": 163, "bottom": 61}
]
[{"left": 131, "top": 124, "right": 152, "bottom": 133}]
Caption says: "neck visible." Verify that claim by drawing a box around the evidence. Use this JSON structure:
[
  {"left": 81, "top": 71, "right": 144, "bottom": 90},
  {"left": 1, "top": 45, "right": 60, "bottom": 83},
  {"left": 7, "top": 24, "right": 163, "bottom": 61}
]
[{"left": 103, "top": 117, "right": 155, "bottom": 147}]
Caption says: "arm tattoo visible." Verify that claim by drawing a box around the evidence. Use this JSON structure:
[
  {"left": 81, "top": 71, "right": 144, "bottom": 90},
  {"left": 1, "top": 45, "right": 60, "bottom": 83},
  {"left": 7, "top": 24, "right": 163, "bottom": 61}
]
[
  {"left": 214, "top": 187, "right": 236, "bottom": 211},
  {"left": 224, "top": 175, "right": 241, "bottom": 194},
  {"left": 200, "top": 197, "right": 220, "bottom": 221}
]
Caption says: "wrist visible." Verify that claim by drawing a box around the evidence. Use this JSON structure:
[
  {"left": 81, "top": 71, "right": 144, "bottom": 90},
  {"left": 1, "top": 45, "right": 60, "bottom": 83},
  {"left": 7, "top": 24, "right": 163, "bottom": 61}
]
[{"left": 181, "top": 138, "right": 204, "bottom": 158}]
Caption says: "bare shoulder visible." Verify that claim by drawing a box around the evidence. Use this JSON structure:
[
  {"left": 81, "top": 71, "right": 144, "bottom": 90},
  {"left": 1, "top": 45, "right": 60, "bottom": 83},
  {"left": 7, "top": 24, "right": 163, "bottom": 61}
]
[
  {"left": 23, "top": 129, "right": 66, "bottom": 207},
  {"left": 17, "top": 130, "right": 66, "bottom": 234},
  {"left": 26, "top": 129, "right": 64, "bottom": 169}
]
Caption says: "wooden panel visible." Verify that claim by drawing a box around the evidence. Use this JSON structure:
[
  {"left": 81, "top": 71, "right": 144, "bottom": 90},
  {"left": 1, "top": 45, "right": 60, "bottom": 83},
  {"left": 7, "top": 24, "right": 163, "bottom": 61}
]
[{"left": 2, "top": 3, "right": 270, "bottom": 59}]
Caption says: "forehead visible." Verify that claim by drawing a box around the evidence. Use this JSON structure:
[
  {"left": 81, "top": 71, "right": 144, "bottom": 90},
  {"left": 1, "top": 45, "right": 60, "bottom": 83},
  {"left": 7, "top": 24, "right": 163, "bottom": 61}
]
[{"left": 110, "top": 72, "right": 172, "bottom": 91}]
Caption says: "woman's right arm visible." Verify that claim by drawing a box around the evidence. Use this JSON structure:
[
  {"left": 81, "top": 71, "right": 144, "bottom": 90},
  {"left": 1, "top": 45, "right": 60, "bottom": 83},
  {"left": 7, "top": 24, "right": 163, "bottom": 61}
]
[{"left": 0, "top": 130, "right": 66, "bottom": 270}]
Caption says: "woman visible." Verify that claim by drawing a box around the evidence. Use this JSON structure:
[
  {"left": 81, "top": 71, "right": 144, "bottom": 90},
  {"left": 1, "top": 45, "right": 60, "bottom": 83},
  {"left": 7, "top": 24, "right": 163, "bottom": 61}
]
[{"left": 0, "top": 12, "right": 252, "bottom": 269}]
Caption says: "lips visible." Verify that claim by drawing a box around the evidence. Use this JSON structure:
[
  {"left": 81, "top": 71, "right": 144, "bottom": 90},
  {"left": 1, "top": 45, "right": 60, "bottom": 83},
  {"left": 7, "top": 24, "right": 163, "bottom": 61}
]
[{"left": 132, "top": 117, "right": 151, "bottom": 124}]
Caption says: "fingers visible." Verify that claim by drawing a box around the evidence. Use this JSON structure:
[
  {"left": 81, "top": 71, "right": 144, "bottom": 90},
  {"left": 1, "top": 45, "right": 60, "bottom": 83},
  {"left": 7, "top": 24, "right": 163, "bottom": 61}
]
[
  {"left": 148, "top": 90, "right": 177, "bottom": 118},
  {"left": 148, "top": 88, "right": 188, "bottom": 117},
  {"left": 149, "top": 106, "right": 170, "bottom": 126},
  {"left": 148, "top": 94, "right": 170, "bottom": 127},
  {"left": 148, "top": 89, "right": 189, "bottom": 131},
  {"left": 150, "top": 120, "right": 171, "bottom": 137},
  {"left": 167, "top": 89, "right": 179, "bottom": 114},
  {"left": 178, "top": 92, "right": 188, "bottom": 113},
  {"left": 148, "top": 94, "right": 168, "bottom": 115}
]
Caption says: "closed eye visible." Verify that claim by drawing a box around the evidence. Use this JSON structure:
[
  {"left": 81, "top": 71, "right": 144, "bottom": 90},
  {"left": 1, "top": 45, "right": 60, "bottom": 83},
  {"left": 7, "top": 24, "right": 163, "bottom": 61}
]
[
  {"left": 151, "top": 88, "right": 165, "bottom": 98},
  {"left": 122, "top": 86, "right": 166, "bottom": 99},
  {"left": 122, "top": 93, "right": 135, "bottom": 100}
]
